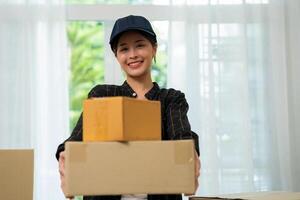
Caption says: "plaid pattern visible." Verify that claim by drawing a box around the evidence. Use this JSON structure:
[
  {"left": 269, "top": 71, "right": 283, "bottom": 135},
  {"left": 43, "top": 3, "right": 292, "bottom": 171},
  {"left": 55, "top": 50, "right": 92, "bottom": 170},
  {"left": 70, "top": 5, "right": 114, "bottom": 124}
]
[{"left": 56, "top": 81, "right": 199, "bottom": 200}]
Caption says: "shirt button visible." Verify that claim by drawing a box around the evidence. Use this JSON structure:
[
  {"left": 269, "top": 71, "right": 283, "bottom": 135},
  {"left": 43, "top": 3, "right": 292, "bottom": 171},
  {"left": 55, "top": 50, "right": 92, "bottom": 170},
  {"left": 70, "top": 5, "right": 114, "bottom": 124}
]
[{"left": 132, "top": 93, "right": 137, "bottom": 97}]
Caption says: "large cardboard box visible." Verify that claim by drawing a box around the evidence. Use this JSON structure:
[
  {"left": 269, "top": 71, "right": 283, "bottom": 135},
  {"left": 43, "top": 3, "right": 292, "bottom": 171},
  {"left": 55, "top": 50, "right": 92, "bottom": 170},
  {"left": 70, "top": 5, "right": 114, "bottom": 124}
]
[
  {"left": 189, "top": 191, "right": 300, "bottom": 200},
  {"left": 0, "top": 149, "right": 34, "bottom": 200},
  {"left": 83, "top": 97, "right": 161, "bottom": 141},
  {"left": 65, "top": 140, "right": 195, "bottom": 196}
]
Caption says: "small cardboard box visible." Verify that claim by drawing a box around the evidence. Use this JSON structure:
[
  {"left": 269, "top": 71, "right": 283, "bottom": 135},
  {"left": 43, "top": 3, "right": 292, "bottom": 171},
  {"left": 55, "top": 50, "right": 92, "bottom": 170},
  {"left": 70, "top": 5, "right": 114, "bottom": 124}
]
[
  {"left": 0, "top": 149, "right": 34, "bottom": 200},
  {"left": 83, "top": 97, "right": 161, "bottom": 141},
  {"left": 65, "top": 140, "right": 195, "bottom": 196},
  {"left": 189, "top": 191, "right": 300, "bottom": 200}
]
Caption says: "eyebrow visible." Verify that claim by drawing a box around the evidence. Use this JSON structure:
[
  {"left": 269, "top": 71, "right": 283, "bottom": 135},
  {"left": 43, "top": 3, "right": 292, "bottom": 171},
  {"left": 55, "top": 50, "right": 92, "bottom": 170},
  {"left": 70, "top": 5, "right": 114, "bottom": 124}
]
[{"left": 118, "top": 39, "right": 146, "bottom": 47}]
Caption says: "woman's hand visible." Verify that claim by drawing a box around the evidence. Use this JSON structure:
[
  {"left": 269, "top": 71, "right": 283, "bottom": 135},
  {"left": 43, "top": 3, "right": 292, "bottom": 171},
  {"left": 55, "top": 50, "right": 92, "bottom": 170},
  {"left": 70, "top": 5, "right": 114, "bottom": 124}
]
[
  {"left": 59, "top": 151, "right": 74, "bottom": 199},
  {"left": 194, "top": 151, "right": 201, "bottom": 193}
]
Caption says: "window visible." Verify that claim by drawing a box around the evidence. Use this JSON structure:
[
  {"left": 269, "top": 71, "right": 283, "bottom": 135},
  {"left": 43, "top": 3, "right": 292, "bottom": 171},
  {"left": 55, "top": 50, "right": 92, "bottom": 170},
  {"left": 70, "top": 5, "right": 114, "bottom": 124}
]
[
  {"left": 66, "top": 0, "right": 274, "bottom": 197},
  {"left": 67, "top": 21, "right": 104, "bottom": 128}
]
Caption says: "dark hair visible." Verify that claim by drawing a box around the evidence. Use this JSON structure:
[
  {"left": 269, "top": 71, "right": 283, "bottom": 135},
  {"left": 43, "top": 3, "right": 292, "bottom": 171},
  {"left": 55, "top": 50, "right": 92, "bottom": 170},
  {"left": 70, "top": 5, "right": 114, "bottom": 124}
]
[{"left": 111, "top": 30, "right": 157, "bottom": 56}]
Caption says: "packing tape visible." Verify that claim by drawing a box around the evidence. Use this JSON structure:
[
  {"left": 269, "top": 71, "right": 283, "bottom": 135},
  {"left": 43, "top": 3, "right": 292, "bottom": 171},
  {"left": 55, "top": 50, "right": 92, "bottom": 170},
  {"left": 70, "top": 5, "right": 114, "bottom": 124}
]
[{"left": 68, "top": 142, "right": 87, "bottom": 163}]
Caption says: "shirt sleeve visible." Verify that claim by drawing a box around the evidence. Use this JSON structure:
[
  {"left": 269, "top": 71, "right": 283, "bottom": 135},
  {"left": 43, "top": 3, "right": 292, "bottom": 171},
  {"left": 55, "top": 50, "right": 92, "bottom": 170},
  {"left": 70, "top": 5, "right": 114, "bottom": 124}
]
[{"left": 165, "top": 90, "right": 200, "bottom": 156}]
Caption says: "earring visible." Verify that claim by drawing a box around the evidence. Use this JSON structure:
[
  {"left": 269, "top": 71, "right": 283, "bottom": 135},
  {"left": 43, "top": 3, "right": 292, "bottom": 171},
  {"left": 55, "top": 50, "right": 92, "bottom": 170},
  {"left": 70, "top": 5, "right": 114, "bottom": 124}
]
[{"left": 153, "top": 55, "right": 156, "bottom": 63}]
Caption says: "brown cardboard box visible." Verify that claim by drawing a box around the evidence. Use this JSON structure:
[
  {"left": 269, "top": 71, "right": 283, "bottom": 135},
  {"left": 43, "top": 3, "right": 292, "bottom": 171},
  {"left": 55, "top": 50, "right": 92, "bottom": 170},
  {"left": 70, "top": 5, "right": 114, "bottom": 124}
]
[
  {"left": 65, "top": 140, "right": 195, "bottom": 196},
  {"left": 83, "top": 97, "right": 161, "bottom": 141},
  {"left": 0, "top": 149, "right": 34, "bottom": 200},
  {"left": 189, "top": 191, "right": 300, "bottom": 200}
]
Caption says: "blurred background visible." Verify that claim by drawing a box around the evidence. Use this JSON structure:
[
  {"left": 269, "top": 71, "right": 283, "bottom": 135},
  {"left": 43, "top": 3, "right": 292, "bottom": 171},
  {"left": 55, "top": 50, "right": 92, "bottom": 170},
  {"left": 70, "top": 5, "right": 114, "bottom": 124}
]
[{"left": 0, "top": 0, "right": 299, "bottom": 199}]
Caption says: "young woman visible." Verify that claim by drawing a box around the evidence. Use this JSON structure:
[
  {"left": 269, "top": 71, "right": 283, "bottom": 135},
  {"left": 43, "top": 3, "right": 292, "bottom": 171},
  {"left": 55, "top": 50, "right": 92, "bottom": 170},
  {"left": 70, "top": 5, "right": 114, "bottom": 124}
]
[{"left": 56, "top": 15, "right": 200, "bottom": 200}]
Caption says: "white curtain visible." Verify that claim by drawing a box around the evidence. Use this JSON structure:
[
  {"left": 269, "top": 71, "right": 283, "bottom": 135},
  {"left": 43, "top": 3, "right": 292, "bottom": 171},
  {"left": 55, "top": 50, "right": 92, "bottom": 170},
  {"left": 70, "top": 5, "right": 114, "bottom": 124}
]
[
  {"left": 0, "top": 1, "right": 68, "bottom": 200},
  {"left": 1, "top": 0, "right": 299, "bottom": 199},
  {"left": 98, "top": 0, "right": 300, "bottom": 196},
  {"left": 166, "top": 0, "right": 300, "bottom": 196}
]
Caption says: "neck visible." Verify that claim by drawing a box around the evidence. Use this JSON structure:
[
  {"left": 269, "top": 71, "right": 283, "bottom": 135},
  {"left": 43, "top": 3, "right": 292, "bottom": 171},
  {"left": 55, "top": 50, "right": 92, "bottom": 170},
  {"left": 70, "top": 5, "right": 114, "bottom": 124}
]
[{"left": 126, "top": 75, "right": 153, "bottom": 99}]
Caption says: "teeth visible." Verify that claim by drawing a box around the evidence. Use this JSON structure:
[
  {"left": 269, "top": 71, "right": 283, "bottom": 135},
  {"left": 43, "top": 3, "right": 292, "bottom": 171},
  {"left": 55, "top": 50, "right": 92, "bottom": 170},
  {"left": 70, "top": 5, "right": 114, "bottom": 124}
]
[{"left": 128, "top": 61, "right": 142, "bottom": 67}]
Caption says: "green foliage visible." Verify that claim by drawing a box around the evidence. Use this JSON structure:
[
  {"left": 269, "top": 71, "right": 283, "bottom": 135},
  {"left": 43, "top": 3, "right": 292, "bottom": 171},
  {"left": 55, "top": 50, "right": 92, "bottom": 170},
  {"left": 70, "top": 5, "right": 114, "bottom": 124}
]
[
  {"left": 152, "top": 50, "right": 167, "bottom": 88},
  {"left": 67, "top": 21, "right": 104, "bottom": 130}
]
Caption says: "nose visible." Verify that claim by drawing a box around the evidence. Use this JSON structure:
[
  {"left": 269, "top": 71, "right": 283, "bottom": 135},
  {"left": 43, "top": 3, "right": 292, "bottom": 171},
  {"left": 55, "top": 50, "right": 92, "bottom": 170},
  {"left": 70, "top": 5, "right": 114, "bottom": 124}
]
[{"left": 129, "top": 48, "right": 138, "bottom": 59}]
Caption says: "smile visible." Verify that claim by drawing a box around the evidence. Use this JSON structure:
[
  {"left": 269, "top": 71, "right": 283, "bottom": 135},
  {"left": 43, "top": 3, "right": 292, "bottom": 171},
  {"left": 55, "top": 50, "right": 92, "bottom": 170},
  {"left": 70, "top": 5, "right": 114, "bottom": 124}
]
[{"left": 128, "top": 61, "right": 143, "bottom": 68}]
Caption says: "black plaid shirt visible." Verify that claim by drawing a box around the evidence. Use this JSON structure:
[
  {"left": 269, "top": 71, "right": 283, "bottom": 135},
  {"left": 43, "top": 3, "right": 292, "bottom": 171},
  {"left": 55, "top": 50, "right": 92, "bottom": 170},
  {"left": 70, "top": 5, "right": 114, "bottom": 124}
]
[{"left": 56, "top": 81, "right": 199, "bottom": 200}]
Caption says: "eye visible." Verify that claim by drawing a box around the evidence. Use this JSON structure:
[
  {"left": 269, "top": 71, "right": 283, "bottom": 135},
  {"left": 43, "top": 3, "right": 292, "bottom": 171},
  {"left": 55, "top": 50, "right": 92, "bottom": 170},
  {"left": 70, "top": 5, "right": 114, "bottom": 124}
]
[
  {"left": 136, "top": 43, "right": 145, "bottom": 48},
  {"left": 119, "top": 47, "right": 128, "bottom": 52}
]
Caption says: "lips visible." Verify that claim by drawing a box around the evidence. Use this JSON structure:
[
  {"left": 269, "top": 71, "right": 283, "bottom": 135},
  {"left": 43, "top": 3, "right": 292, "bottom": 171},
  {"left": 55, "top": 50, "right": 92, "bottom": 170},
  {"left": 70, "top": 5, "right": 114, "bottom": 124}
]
[{"left": 127, "top": 60, "right": 143, "bottom": 68}]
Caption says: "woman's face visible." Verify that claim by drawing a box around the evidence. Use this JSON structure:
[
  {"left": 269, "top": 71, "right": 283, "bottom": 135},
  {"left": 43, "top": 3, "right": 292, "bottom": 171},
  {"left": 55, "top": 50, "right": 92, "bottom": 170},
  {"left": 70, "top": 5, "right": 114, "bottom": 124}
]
[{"left": 116, "top": 31, "right": 157, "bottom": 79}]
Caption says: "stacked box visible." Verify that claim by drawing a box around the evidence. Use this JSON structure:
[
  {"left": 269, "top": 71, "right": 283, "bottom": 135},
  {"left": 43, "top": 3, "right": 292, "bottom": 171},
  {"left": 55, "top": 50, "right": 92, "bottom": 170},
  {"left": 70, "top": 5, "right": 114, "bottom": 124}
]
[
  {"left": 83, "top": 97, "right": 161, "bottom": 141},
  {"left": 65, "top": 140, "right": 195, "bottom": 196},
  {"left": 65, "top": 97, "right": 196, "bottom": 196}
]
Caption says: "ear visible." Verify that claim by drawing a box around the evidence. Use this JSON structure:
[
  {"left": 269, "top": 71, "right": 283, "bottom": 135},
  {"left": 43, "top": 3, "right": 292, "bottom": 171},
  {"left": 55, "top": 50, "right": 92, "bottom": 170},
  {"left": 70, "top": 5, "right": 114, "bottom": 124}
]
[{"left": 152, "top": 44, "right": 157, "bottom": 58}]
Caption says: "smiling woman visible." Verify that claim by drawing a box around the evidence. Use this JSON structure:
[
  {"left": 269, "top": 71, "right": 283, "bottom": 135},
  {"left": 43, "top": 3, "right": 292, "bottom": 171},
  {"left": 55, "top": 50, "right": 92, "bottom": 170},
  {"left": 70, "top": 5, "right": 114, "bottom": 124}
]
[
  {"left": 67, "top": 20, "right": 167, "bottom": 130},
  {"left": 57, "top": 15, "right": 200, "bottom": 200},
  {"left": 115, "top": 31, "right": 157, "bottom": 83}
]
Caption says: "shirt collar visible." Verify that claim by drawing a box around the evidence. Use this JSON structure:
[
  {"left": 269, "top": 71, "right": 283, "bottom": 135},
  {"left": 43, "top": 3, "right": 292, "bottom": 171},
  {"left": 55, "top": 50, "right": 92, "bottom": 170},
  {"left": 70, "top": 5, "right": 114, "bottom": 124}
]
[{"left": 121, "top": 81, "right": 160, "bottom": 100}]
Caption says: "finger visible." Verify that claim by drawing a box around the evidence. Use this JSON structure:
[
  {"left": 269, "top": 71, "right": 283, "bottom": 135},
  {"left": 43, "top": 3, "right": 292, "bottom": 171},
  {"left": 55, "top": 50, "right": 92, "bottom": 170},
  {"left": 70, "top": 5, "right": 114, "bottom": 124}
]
[
  {"left": 195, "top": 157, "right": 201, "bottom": 178},
  {"left": 59, "top": 160, "right": 65, "bottom": 171},
  {"left": 184, "top": 179, "right": 198, "bottom": 196},
  {"left": 193, "top": 169, "right": 199, "bottom": 194},
  {"left": 60, "top": 178, "right": 65, "bottom": 192},
  {"left": 59, "top": 152, "right": 66, "bottom": 177},
  {"left": 59, "top": 153, "right": 65, "bottom": 169},
  {"left": 59, "top": 170, "right": 64, "bottom": 179},
  {"left": 60, "top": 151, "right": 66, "bottom": 159},
  {"left": 196, "top": 167, "right": 200, "bottom": 178},
  {"left": 195, "top": 175, "right": 199, "bottom": 189},
  {"left": 59, "top": 165, "right": 65, "bottom": 178}
]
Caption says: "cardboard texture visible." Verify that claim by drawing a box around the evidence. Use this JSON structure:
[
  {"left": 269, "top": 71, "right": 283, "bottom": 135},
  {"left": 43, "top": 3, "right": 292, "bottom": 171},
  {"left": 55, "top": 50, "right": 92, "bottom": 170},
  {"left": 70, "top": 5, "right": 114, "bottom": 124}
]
[
  {"left": 83, "top": 97, "right": 161, "bottom": 141},
  {"left": 0, "top": 149, "right": 34, "bottom": 200},
  {"left": 65, "top": 140, "right": 195, "bottom": 196},
  {"left": 189, "top": 191, "right": 300, "bottom": 200}
]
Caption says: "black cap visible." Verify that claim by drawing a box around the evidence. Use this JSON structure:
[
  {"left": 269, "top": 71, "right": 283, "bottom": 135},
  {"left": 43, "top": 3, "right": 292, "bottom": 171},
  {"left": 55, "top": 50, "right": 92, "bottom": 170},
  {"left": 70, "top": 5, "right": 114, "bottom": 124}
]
[{"left": 109, "top": 15, "right": 157, "bottom": 51}]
